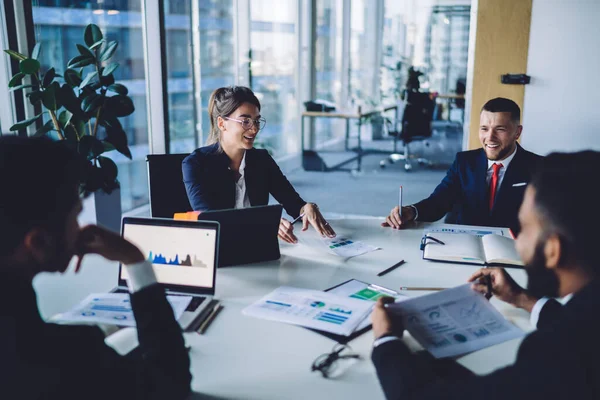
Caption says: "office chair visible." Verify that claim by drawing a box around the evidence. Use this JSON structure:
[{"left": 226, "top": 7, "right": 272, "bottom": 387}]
[
  {"left": 380, "top": 91, "right": 435, "bottom": 171},
  {"left": 146, "top": 154, "right": 192, "bottom": 218}
]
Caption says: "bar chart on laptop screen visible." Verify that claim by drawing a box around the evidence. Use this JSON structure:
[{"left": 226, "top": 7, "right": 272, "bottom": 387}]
[{"left": 122, "top": 224, "right": 216, "bottom": 288}]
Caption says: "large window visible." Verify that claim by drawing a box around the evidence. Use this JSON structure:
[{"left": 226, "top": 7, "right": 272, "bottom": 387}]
[
  {"left": 32, "top": 1, "right": 149, "bottom": 212},
  {"left": 313, "top": 0, "right": 344, "bottom": 145},
  {"left": 249, "top": 0, "right": 298, "bottom": 157},
  {"left": 163, "top": 0, "right": 235, "bottom": 154}
]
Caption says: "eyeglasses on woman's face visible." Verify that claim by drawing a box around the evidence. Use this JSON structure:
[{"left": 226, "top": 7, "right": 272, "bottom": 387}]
[{"left": 223, "top": 116, "right": 267, "bottom": 131}]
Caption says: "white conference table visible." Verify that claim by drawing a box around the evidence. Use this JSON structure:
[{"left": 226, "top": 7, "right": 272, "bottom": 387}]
[
  {"left": 35, "top": 216, "right": 533, "bottom": 400},
  {"left": 183, "top": 216, "right": 531, "bottom": 399}
]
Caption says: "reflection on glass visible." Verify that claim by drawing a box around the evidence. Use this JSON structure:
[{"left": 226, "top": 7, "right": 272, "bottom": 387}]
[
  {"left": 350, "top": 0, "right": 373, "bottom": 104},
  {"left": 163, "top": 0, "right": 235, "bottom": 154},
  {"left": 32, "top": 0, "right": 149, "bottom": 212},
  {"left": 249, "top": 0, "right": 298, "bottom": 157},
  {"left": 314, "top": 0, "right": 344, "bottom": 145}
]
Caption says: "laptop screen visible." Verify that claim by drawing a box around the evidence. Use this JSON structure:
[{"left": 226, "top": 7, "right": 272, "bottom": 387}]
[{"left": 119, "top": 218, "right": 218, "bottom": 293}]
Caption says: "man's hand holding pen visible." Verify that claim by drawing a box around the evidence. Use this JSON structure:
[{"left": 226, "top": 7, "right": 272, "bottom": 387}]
[{"left": 468, "top": 267, "right": 539, "bottom": 313}]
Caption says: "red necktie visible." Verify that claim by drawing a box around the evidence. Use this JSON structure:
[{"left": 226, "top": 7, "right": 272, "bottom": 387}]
[{"left": 489, "top": 163, "right": 503, "bottom": 210}]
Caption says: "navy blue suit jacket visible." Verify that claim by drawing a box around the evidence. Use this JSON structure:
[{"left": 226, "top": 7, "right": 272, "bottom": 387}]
[
  {"left": 372, "top": 280, "right": 600, "bottom": 400},
  {"left": 413, "top": 144, "right": 542, "bottom": 234},
  {"left": 182, "top": 143, "right": 306, "bottom": 218}
]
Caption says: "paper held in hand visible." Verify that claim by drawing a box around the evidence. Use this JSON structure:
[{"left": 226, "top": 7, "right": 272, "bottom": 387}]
[
  {"left": 386, "top": 284, "right": 524, "bottom": 358},
  {"left": 242, "top": 286, "right": 374, "bottom": 336},
  {"left": 422, "top": 232, "right": 524, "bottom": 267}
]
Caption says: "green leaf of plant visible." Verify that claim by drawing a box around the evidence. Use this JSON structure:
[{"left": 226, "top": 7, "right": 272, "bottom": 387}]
[
  {"left": 19, "top": 58, "right": 40, "bottom": 75},
  {"left": 42, "top": 67, "right": 56, "bottom": 88},
  {"left": 84, "top": 24, "right": 103, "bottom": 48},
  {"left": 89, "top": 39, "right": 105, "bottom": 50},
  {"left": 4, "top": 49, "right": 27, "bottom": 61},
  {"left": 59, "top": 84, "right": 85, "bottom": 119},
  {"left": 9, "top": 112, "right": 44, "bottom": 131},
  {"left": 33, "top": 120, "right": 55, "bottom": 137},
  {"left": 99, "top": 41, "right": 118, "bottom": 62},
  {"left": 105, "top": 95, "right": 134, "bottom": 117},
  {"left": 106, "top": 83, "right": 128, "bottom": 95},
  {"left": 76, "top": 44, "right": 95, "bottom": 58},
  {"left": 9, "top": 84, "right": 35, "bottom": 92},
  {"left": 58, "top": 110, "right": 73, "bottom": 129},
  {"left": 67, "top": 55, "right": 94, "bottom": 69},
  {"left": 99, "top": 73, "right": 114, "bottom": 86},
  {"left": 98, "top": 156, "right": 118, "bottom": 181},
  {"left": 64, "top": 68, "right": 83, "bottom": 86},
  {"left": 8, "top": 72, "right": 25, "bottom": 87},
  {"left": 81, "top": 93, "right": 103, "bottom": 113},
  {"left": 102, "top": 141, "right": 116, "bottom": 152},
  {"left": 105, "top": 126, "right": 132, "bottom": 159},
  {"left": 28, "top": 90, "right": 43, "bottom": 105},
  {"left": 79, "top": 135, "right": 105, "bottom": 160},
  {"left": 31, "top": 43, "right": 41, "bottom": 60},
  {"left": 102, "top": 62, "right": 119, "bottom": 77},
  {"left": 79, "top": 71, "right": 98, "bottom": 89},
  {"left": 41, "top": 82, "right": 62, "bottom": 111}
]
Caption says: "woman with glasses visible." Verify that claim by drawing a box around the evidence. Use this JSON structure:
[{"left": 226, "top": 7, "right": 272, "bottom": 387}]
[{"left": 183, "top": 86, "right": 336, "bottom": 243}]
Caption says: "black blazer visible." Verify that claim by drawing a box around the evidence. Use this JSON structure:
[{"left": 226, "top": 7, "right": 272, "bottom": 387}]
[
  {"left": 182, "top": 143, "right": 306, "bottom": 218},
  {"left": 413, "top": 144, "right": 542, "bottom": 235},
  {"left": 0, "top": 268, "right": 191, "bottom": 400},
  {"left": 372, "top": 280, "right": 600, "bottom": 400}
]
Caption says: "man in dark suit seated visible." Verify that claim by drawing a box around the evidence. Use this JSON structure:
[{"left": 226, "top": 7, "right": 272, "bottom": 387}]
[
  {"left": 371, "top": 151, "right": 600, "bottom": 400},
  {"left": 0, "top": 137, "right": 191, "bottom": 399},
  {"left": 383, "top": 97, "right": 541, "bottom": 235}
]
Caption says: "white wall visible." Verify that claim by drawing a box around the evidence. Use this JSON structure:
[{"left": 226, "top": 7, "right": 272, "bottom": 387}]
[{"left": 521, "top": 0, "right": 600, "bottom": 155}]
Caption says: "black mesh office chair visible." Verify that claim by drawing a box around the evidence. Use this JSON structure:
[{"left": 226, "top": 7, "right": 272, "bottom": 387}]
[
  {"left": 380, "top": 91, "right": 436, "bottom": 171},
  {"left": 146, "top": 154, "right": 192, "bottom": 218}
]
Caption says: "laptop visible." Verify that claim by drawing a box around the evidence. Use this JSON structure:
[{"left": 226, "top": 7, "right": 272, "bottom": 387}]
[
  {"left": 197, "top": 204, "right": 283, "bottom": 267},
  {"left": 113, "top": 217, "right": 219, "bottom": 330}
]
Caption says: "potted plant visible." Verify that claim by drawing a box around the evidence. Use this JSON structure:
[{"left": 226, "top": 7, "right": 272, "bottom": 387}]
[{"left": 4, "top": 23, "right": 134, "bottom": 231}]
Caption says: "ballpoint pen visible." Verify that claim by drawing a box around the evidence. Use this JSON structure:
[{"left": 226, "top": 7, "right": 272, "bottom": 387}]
[
  {"left": 291, "top": 213, "right": 305, "bottom": 225},
  {"left": 377, "top": 260, "right": 406, "bottom": 277},
  {"left": 484, "top": 274, "right": 493, "bottom": 299},
  {"left": 197, "top": 303, "right": 222, "bottom": 335}
]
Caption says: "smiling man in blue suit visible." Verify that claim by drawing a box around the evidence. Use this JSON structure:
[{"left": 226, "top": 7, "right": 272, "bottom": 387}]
[{"left": 383, "top": 97, "right": 541, "bottom": 235}]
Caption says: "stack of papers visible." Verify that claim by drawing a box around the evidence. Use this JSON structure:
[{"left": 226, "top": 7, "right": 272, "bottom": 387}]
[
  {"left": 386, "top": 284, "right": 524, "bottom": 358},
  {"left": 242, "top": 287, "right": 373, "bottom": 336},
  {"left": 52, "top": 293, "right": 192, "bottom": 327}
]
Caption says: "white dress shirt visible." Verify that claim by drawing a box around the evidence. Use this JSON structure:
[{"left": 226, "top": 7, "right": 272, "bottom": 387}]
[
  {"left": 124, "top": 260, "right": 157, "bottom": 293},
  {"left": 234, "top": 151, "right": 252, "bottom": 209},
  {"left": 486, "top": 146, "right": 517, "bottom": 191}
]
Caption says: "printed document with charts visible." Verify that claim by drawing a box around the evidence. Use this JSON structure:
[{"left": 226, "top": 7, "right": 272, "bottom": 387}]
[
  {"left": 242, "top": 286, "right": 373, "bottom": 336},
  {"left": 422, "top": 232, "right": 523, "bottom": 267},
  {"left": 386, "top": 284, "right": 524, "bottom": 358}
]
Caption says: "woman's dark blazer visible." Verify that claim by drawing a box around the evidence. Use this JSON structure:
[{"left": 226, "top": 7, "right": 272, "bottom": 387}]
[{"left": 182, "top": 143, "right": 306, "bottom": 218}]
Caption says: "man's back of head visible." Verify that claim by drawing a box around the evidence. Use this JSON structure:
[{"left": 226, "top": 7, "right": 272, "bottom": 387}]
[
  {"left": 0, "top": 136, "right": 83, "bottom": 259},
  {"left": 529, "top": 150, "right": 600, "bottom": 274}
]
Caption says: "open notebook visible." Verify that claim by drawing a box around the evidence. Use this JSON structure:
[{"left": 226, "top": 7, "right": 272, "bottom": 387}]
[{"left": 422, "top": 232, "right": 524, "bottom": 267}]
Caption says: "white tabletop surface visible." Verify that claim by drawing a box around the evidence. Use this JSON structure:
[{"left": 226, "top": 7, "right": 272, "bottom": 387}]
[{"left": 33, "top": 216, "right": 533, "bottom": 400}]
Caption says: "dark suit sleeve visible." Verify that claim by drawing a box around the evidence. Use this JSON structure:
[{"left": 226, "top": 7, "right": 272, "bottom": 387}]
[
  {"left": 265, "top": 152, "right": 306, "bottom": 218},
  {"left": 412, "top": 157, "right": 462, "bottom": 222},
  {"left": 371, "top": 334, "right": 583, "bottom": 400},
  {"left": 182, "top": 154, "right": 212, "bottom": 211},
  {"left": 536, "top": 298, "right": 563, "bottom": 329},
  {"left": 60, "top": 284, "right": 191, "bottom": 399}
]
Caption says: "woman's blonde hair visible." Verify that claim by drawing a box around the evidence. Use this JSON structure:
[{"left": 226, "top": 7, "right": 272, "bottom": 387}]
[{"left": 207, "top": 86, "right": 261, "bottom": 146}]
